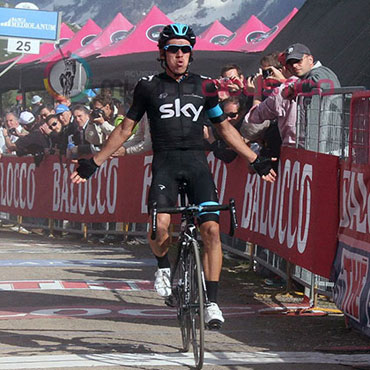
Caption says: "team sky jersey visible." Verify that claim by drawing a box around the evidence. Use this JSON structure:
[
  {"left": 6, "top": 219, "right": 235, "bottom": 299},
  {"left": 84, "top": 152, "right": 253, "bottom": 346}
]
[{"left": 126, "top": 72, "right": 226, "bottom": 152}]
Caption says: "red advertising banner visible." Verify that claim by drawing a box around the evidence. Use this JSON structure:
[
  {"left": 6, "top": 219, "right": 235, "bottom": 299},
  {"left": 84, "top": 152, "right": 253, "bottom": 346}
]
[
  {"left": 0, "top": 147, "right": 339, "bottom": 277},
  {"left": 220, "top": 147, "right": 339, "bottom": 278},
  {"left": 333, "top": 161, "right": 370, "bottom": 336}
]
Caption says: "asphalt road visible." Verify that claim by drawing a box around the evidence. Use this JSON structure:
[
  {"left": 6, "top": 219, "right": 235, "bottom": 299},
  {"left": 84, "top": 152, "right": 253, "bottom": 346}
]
[{"left": 0, "top": 227, "right": 369, "bottom": 370}]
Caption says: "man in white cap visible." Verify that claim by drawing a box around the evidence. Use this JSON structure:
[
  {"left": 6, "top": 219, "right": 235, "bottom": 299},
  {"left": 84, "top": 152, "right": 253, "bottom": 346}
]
[
  {"left": 19, "top": 111, "right": 36, "bottom": 129},
  {"left": 3, "top": 111, "right": 50, "bottom": 161},
  {"left": 31, "top": 95, "right": 43, "bottom": 116}
]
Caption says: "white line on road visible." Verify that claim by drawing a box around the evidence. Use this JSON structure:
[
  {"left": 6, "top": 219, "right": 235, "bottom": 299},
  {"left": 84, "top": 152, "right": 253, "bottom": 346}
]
[{"left": 0, "top": 351, "right": 369, "bottom": 369}]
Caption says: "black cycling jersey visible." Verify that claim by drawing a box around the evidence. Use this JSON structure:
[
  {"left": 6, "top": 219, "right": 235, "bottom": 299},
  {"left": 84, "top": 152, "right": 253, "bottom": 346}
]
[{"left": 126, "top": 72, "right": 226, "bottom": 152}]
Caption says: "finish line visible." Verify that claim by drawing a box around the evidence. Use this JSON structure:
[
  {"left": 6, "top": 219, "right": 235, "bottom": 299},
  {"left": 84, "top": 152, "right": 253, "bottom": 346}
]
[{"left": 0, "top": 351, "right": 369, "bottom": 369}]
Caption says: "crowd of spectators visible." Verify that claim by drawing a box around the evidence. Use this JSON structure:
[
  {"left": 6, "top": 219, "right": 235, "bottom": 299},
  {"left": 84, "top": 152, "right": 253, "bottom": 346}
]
[
  {"left": 0, "top": 90, "right": 126, "bottom": 164},
  {"left": 0, "top": 41, "right": 341, "bottom": 238}
]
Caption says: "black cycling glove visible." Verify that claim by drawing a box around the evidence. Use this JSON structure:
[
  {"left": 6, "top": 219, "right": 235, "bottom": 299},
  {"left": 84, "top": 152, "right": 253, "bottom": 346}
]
[
  {"left": 76, "top": 158, "right": 99, "bottom": 179},
  {"left": 250, "top": 156, "right": 274, "bottom": 177}
]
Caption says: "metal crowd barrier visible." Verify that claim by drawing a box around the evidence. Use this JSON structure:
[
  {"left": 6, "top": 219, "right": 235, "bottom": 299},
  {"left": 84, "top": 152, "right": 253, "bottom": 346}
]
[{"left": 1, "top": 86, "right": 368, "bottom": 306}]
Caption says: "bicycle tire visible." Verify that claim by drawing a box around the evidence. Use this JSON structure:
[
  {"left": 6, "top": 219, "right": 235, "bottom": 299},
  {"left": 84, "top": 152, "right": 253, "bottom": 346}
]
[
  {"left": 189, "top": 239, "right": 205, "bottom": 369},
  {"left": 173, "top": 247, "right": 191, "bottom": 352}
]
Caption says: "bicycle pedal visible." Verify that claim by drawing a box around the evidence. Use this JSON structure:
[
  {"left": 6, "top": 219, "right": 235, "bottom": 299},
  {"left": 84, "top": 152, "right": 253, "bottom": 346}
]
[{"left": 206, "top": 320, "right": 223, "bottom": 331}]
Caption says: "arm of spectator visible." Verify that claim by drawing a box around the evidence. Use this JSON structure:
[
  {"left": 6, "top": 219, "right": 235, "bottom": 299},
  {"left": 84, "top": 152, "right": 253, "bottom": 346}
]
[
  {"left": 203, "top": 125, "right": 215, "bottom": 144},
  {"left": 2, "top": 129, "right": 17, "bottom": 152},
  {"left": 100, "top": 120, "right": 116, "bottom": 136},
  {"left": 252, "top": 70, "right": 264, "bottom": 106},
  {"left": 266, "top": 66, "right": 286, "bottom": 83}
]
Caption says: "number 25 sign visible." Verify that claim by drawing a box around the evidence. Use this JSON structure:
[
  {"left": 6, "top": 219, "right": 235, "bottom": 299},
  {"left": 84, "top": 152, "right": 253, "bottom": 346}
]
[{"left": 7, "top": 37, "right": 40, "bottom": 54}]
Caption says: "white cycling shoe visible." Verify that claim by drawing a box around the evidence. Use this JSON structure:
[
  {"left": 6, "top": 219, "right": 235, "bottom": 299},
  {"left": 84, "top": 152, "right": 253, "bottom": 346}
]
[
  {"left": 154, "top": 268, "right": 172, "bottom": 297},
  {"left": 204, "top": 302, "right": 224, "bottom": 330}
]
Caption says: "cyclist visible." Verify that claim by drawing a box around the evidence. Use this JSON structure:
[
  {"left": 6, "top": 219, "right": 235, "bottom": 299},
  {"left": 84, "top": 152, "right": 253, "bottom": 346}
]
[{"left": 71, "top": 23, "right": 276, "bottom": 328}]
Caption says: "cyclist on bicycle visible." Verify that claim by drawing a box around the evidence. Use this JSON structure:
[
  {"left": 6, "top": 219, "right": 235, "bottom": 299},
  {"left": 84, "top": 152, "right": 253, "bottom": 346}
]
[{"left": 71, "top": 23, "right": 276, "bottom": 328}]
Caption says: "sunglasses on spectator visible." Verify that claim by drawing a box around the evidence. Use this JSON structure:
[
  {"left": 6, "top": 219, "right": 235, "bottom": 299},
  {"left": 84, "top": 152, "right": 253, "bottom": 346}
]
[
  {"left": 226, "top": 112, "right": 239, "bottom": 118},
  {"left": 164, "top": 44, "right": 192, "bottom": 54},
  {"left": 48, "top": 121, "right": 58, "bottom": 129}
]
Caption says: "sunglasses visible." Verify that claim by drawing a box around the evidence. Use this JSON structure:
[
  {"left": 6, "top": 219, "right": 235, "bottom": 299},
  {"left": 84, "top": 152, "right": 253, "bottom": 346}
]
[
  {"left": 226, "top": 112, "right": 238, "bottom": 118},
  {"left": 164, "top": 44, "right": 192, "bottom": 54},
  {"left": 48, "top": 121, "right": 58, "bottom": 129}
]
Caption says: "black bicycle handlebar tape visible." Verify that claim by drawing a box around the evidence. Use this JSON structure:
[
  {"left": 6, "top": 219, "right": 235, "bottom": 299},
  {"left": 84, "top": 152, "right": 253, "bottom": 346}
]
[
  {"left": 229, "top": 198, "right": 238, "bottom": 236},
  {"left": 151, "top": 202, "right": 157, "bottom": 240},
  {"left": 250, "top": 156, "right": 273, "bottom": 177},
  {"left": 76, "top": 158, "right": 99, "bottom": 179}
]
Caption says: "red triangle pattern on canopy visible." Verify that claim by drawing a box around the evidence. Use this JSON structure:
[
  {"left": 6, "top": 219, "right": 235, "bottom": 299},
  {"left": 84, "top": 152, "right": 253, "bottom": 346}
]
[
  {"left": 220, "top": 15, "right": 270, "bottom": 51},
  {"left": 74, "top": 13, "right": 133, "bottom": 58},
  {"left": 98, "top": 6, "right": 172, "bottom": 57},
  {"left": 0, "top": 7, "right": 300, "bottom": 69},
  {"left": 199, "top": 20, "right": 233, "bottom": 45},
  {"left": 242, "top": 8, "right": 299, "bottom": 52},
  {"left": 39, "top": 19, "right": 102, "bottom": 63}
]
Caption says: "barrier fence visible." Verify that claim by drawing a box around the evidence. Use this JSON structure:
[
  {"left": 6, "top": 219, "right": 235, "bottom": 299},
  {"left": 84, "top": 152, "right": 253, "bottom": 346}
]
[{"left": 1, "top": 87, "right": 369, "bottom": 336}]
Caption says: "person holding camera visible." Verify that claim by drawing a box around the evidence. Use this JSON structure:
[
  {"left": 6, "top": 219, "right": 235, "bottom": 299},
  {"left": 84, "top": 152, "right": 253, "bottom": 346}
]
[
  {"left": 2, "top": 112, "right": 30, "bottom": 155},
  {"left": 3, "top": 111, "right": 51, "bottom": 165},
  {"left": 243, "top": 52, "right": 298, "bottom": 147},
  {"left": 85, "top": 93, "right": 124, "bottom": 148}
]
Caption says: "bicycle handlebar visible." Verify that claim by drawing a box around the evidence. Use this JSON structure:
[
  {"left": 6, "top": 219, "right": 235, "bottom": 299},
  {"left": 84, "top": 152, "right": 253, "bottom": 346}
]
[{"left": 150, "top": 199, "right": 238, "bottom": 240}]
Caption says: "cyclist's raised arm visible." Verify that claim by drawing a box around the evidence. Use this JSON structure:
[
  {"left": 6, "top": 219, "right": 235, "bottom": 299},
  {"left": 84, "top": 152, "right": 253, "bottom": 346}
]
[{"left": 70, "top": 117, "right": 138, "bottom": 184}]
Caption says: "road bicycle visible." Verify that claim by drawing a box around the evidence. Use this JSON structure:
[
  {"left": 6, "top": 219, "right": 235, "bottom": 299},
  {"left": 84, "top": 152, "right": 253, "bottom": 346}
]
[{"left": 151, "top": 183, "right": 237, "bottom": 369}]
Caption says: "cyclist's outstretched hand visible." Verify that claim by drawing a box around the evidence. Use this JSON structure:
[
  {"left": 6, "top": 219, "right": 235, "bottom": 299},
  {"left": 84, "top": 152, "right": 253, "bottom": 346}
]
[
  {"left": 250, "top": 156, "right": 277, "bottom": 183},
  {"left": 70, "top": 158, "right": 99, "bottom": 184}
]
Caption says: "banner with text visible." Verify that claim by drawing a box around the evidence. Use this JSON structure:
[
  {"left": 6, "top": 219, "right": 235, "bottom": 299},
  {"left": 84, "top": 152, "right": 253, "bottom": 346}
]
[
  {"left": 0, "top": 147, "right": 339, "bottom": 277},
  {"left": 333, "top": 161, "right": 370, "bottom": 336}
]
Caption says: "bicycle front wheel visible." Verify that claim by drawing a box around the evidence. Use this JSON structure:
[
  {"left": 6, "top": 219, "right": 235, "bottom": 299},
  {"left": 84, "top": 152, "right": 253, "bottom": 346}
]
[
  {"left": 189, "top": 239, "right": 205, "bottom": 369},
  {"left": 173, "top": 248, "right": 191, "bottom": 352}
]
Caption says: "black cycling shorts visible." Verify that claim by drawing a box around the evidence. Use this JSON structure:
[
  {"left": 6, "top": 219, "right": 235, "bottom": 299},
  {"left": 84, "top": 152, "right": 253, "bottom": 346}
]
[{"left": 148, "top": 150, "right": 219, "bottom": 224}]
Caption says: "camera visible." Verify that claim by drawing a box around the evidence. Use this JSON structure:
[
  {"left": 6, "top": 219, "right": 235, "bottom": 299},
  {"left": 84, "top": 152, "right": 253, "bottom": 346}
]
[
  {"left": 91, "top": 108, "right": 104, "bottom": 119},
  {"left": 8, "top": 128, "right": 17, "bottom": 135},
  {"left": 262, "top": 68, "right": 273, "bottom": 79}
]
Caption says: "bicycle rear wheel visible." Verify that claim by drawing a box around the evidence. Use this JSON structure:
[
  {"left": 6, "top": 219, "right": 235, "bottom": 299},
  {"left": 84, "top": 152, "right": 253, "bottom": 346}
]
[{"left": 189, "top": 240, "right": 205, "bottom": 369}]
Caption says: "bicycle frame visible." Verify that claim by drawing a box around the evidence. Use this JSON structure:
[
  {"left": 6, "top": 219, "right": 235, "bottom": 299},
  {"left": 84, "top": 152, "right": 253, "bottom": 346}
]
[{"left": 150, "top": 191, "right": 238, "bottom": 370}]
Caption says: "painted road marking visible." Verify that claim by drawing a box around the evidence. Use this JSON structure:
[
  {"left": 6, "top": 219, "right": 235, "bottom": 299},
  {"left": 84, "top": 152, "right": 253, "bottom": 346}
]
[
  {"left": 0, "top": 280, "right": 153, "bottom": 291},
  {"left": 0, "top": 304, "right": 310, "bottom": 320},
  {"left": 0, "top": 351, "right": 368, "bottom": 368},
  {"left": 0, "top": 259, "right": 156, "bottom": 267}
]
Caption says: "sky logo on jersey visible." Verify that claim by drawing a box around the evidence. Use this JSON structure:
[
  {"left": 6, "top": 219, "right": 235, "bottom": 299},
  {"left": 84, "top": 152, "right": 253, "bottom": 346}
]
[{"left": 159, "top": 98, "right": 203, "bottom": 122}]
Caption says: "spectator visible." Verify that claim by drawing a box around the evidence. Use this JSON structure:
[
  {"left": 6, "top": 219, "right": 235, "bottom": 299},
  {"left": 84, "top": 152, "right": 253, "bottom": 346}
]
[
  {"left": 243, "top": 52, "right": 298, "bottom": 147},
  {"left": 112, "top": 114, "right": 152, "bottom": 157},
  {"left": 54, "top": 95, "right": 71, "bottom": 108},
  {"left": 205, "top": 96, "right": 247, "bottom": 163},
  {"left": 85, "top": 93, "right": 123, "bottom": 146},
  {"left": 2, "top": 112, "right": 29, "bottom": 155},
  {"left": 0, "top": 117, "right": 6, "bottom": 157},
  {"left": 282, "top": 43, "right": 342, "bottom": 153},
  {"left": 39, "top": 105, "right": 56, "bottom": 124},
  {"left": 54, "top": 104, "right": 78, "bottom": 155},
  {"left": 45, "top": 114, "right": 65, "bottom": 155},
  {"left": 19, "top": 111, "right": 37, "bottom": 131},
  {"left": 31, "top": 95, "right": 43, "bottom": 117},
  {"left": 217, "top": 64, "right": 253, "bottom": 110},
  {"left": 67, "top": 105, "right": 97, "bottom": 159},
  {"left": 3, "top": 112, "right": 51, "bottom": 165},
  {"left": 13, "top": 95, "right": 23, "bottom": 116},
  {"left": 254, "top": 51, "right": 287, "bottom": 105},
  {"left": 56, "top": 104, "right": 73, "bottom": 127}
]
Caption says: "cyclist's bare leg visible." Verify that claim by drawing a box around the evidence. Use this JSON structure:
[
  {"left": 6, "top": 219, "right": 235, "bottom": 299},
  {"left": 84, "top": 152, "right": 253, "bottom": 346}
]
[
  {"left": 200, "top": 220, "right": 222, "bottom": 281},
  {"left": 148, "top": 213, "right": 172, "bottom": 257}
]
